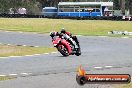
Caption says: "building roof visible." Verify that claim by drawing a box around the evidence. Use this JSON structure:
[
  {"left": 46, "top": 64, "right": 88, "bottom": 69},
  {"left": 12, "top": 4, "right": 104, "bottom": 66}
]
[
  {"left": 43, "top": 7, "right": 57, "bottom": 9},
  {"left": 58, "top": 2, "right": 113, "bottom": 6}
]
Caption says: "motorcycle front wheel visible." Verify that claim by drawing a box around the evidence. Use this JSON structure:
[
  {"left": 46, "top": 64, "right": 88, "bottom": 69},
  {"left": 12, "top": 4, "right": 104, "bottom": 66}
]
[{"left": 57, "top": 45, "right": 69, "bottom": 56}]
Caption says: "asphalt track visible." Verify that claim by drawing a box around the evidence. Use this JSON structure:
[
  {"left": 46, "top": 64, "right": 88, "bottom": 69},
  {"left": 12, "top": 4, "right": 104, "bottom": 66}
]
[{"left": 0, "top": 31, "right": 132, "bottom": 88}]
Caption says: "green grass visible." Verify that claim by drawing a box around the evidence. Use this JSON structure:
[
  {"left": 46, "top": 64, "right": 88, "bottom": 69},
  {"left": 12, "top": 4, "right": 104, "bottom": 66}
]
[
  {"left": 0, "top": 44, "right": 57, "bottom": 57},
  {"left": 0, "top": 18, "right": 132, "bottom": 36},
  {"left": 0, "top": 76, "right": 15, "bottom": 81}
]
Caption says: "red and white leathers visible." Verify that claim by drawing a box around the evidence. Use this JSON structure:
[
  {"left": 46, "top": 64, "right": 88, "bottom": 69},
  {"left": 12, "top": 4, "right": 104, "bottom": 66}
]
[{"left": 60, "top": 31, "right": 79, "bottom": 49}]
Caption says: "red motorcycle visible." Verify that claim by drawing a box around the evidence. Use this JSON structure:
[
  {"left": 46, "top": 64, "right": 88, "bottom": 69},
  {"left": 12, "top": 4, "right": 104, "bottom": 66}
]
[{"left": 50, "top": 33, "right": 81, "bottom": 56}]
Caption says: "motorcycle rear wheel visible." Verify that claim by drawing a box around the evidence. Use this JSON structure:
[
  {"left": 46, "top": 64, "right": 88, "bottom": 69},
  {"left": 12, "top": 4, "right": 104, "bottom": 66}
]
[{"left": 75, "top": 48, "right": 81, "bottom": 56}]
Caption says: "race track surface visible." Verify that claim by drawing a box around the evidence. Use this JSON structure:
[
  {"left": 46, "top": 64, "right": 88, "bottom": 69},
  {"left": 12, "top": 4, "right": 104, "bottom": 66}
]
[{"left": 0, "top": 31, "right": 132, "bottom": 88}]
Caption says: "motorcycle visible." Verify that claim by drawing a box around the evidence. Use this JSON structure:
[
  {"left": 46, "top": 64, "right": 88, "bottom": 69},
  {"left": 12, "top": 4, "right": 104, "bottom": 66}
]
[{"left": 50, "top": 34, "right": 81, "bottom": 56}]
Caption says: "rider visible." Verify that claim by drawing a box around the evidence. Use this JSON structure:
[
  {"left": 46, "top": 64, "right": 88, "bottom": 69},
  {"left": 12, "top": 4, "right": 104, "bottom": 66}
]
[
  {"left": 50, "top": 28, "right": 79, "bottom": 49},
  {"left": 50, "top": 31, "right": 58, "bottom": 39},
  {"left": 60, "top": 28, "right": 79, "bottom": 49}
]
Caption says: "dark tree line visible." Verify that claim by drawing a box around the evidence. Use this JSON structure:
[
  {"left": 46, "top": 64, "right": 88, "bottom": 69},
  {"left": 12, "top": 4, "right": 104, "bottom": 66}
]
[
  {"left": 31, "top": 0, "right": 132, "bottom": 15},
  {"left": 114, "top": 0, "right": 132, "bottom": 15},
  {"left": 37, "top": 0, "right": 132, "bottom": 15},
  {"left": 0, "top": 0, "right": 132, "bottom": 15}
]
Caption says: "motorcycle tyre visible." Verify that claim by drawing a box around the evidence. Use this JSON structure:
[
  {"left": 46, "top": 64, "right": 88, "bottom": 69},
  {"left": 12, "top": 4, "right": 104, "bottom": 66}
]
[{"left": 57, "top": 45, "right": 69, "bottom": 57}]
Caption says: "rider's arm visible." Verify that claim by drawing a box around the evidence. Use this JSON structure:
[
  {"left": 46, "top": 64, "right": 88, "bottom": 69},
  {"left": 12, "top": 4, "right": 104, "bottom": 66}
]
[{"left": 66, "top": 32, "right": 72, "bottom": 37}]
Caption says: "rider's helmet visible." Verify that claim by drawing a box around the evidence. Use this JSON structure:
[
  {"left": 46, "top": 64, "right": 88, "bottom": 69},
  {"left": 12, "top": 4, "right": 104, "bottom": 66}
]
[
  {"left": 50, "top": 31, "right": 56, "bottom": 38},
  {"left": 61, "top": 28, "right": 66, "bottom": 33}
]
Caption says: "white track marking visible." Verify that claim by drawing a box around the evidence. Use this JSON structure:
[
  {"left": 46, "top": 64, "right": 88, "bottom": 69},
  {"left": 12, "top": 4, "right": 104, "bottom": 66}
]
[
  {"left": 9, "top": 56, "right": 22, "bottom": 58},
  {"left": 5, "top": 31, "right": 10, "bottom": 32},
  {"left": 34, "top": 46, "right": 39, "bottom": 47},
  {"left": 51, "top": 52, "right": 58, "bottom": 53},
  {"left": 20, "top": 73, "right": 33, "bottom": 77},
  {"left": 0, "top": 57, "right": 9, "bottom": 59},
  {"left": 9, "top": 74, "right": 18, "bottom": 76},
  {"left": 22, "top": 45, "right": 27, "bottom": 46},
  {"left": 34, "top": 54, "right": 41, "bottom": 56},
  {"left": 44, "top": 53, "right": 49, "bottom": 55},
  {"left": 0, "top": 52, "right": 55, "bottom": 58},
  {"left": 24, "top": 55, "right": 34, "bottom": 57},
  {"left": 94, "top": 67, "right": 103, "bottom": 69},
  {"left": 105, "top": 66, "right": 113, "bottom": 68},
  {"left": 7, "top": 44, "right": 11, "bottom": 46},
  {"left": 0, "top": 43, "right": 40, "bottom": 47},
  {"left": 20, "top": 73, "right": 29, "bottom": 75},
  {"left": 122, "top": 37, "right": 129, "bottom": 38},
  {"left": 19, "top": 32, "right": 23, "bottom": 33},
  {"left": 0, "top": 75, "right": 6, "bottom": 77}
]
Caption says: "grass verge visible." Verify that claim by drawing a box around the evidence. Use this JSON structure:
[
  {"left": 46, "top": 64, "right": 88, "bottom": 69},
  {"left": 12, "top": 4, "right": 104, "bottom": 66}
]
[
  {"left": 0, "top": 44, "right": 57, "bottom": 57},
  {"left": 0, "top": 76, "right": 16, "bottom": 81},
  {"left": 0, "top": 18, "right": 132, "bottom": 36}
]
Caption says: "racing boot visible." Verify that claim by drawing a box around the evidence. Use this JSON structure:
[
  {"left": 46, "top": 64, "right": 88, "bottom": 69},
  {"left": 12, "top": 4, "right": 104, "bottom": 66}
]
[{"left": 72, "top": 36, "right": 80, "bottom": 48}]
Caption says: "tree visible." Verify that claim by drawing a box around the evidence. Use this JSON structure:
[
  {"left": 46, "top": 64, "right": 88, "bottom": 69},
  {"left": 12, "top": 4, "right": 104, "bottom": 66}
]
[
  {"left": 0, "top": 0, "right": 12, "bottom": 13},
  {"left": 113, "top": 0, "right": 120, "bottom": 10},
  {"left": 118, "top": 0, "right": 125, "bottom": 15},
  {"left": 128, "top": 0, "right": 132, "bottom": 15}
]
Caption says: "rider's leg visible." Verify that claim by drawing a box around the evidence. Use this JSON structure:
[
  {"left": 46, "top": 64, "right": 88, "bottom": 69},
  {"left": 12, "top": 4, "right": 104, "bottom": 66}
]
[
  {"left": 67, "top": 38, "right": 75, "bottom": 47},
  {"left": 72, "top": 36, "right": 79, "bottom": 47},
  {"left": 63, "top": 34, "right": 78, "bottom": 49},
  {"left": 72, "top": 36, "right": 79, "bottom": 43},
  {"left": 68, "top": 38, "right": 78, "bottom": 49}
]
